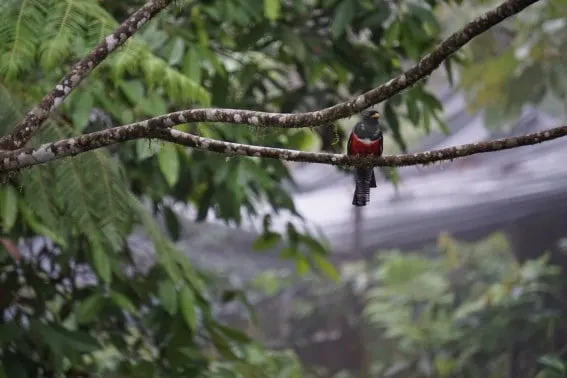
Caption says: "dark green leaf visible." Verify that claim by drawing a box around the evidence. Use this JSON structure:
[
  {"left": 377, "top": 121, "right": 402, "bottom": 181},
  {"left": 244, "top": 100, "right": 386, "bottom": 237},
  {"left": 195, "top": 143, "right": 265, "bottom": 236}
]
[
  {"left": 179, "top": 285, "right": 197, "bottom": 331},
  {"left": 330, "top": 0, "right": 355, "bottom": 39},
  {"left": 75, "top": 293, "right": 103, "bottom": 324},
  {"left": 164, "top": 206, "right": 181, "bottom": 241},
  {"left": 110, "top": 291, "right": 137, "bottom": 313},
  {"left": 406, "top": 97, "right": 420, "bottom": 125},
  {"left": 91, "top": 244, "right": 112, "bottom": 283},
  {"left": 215, "top": 323, "right": 252, "bottom": 344},
  {"left": 1, "top": 357, "right": 27, "bottom": 378}
]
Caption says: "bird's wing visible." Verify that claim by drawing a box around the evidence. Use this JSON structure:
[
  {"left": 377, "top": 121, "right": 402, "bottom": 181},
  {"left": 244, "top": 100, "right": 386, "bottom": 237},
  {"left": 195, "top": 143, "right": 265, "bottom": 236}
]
[{"left": 347, "top": 131, "right": 354, "bottom": 156}]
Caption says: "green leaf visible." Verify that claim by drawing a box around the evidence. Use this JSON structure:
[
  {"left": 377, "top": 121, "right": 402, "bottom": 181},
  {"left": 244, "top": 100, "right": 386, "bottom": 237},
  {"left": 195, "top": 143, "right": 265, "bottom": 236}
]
[
  {"left": 110, "top": 291, "right": 137, "bottom": 313},
  {"left": 158, "top": 279, "right": 178, "bottom": 315},
  {"left": 384, "top": 101, "right": 406, "bottom": 152},
  {"left": 299, "top": 233, "right": 328, "bottom": 255},
  {"left": 71, "top": 90, "right": 93, "bottom": 132},
  {"left": 136, "top": 139, "right": 161, "bottom": 160},
  {"left": 183, "top": 47, "right": 201, "bottom": 84},
  {"left": 264, "top": 0, "right": 281, "bottom": 21},
  {"left": 91, "top": 245, "right": 112, "bottom": 283},
  {"left": 19, "top": 203, "right": 66, "bottom": 247},
  {"left": 75, "top": 293, "right": 103, "bottom": 324},
  {"left": 158, "top": 144, "right": 180, "bottom": 187},
  {"left": 215, "top": 323, "right": 252, "bottom": 344},
  {"left": 120, "top": 80, "right": 145, "bottom": 104},
  {"left": 164, "top": 206, "right": 181, "bottom": 241},
  {"left": 1, "top": 186, "right": 18, "bottom": 232},
  {"left": 168, "top": 37, "right": 185, "bottom": 66},
  {"left": 1, "top": 358, "right": 27, "bottom": 378},
  {"left": 252, "top": 231, "right": 282, "bottom": 251},
  {"left": 52, "top": 327, "right": 101, "bottom": 353},
  {"left": 330, "top": 0, "right": 355, "bottom": 39},
  {"left": 32, "top": 321, "right": 101, "bottom": 354},
  {"left": 538, "top": 355, "right": 567, "bottom": 374},
  {"left": 406, "top": 97, "right": 420, "bottom": 125},
  {"left": 295, "top": 256, "right": 310, "bottom": 276},
  {"left": 179, "top": 285, "right": 197, "bottom": 331},
  {"left": 311, "top": 254, "right": 340, "bottom": 282}
]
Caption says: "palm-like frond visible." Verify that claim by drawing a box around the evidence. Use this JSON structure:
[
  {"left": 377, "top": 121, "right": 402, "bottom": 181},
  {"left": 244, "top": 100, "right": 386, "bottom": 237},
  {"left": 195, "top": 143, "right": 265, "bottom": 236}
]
[
  {"left": 0, "top": 0, "right": 46, "bottom": 78},
  {"left": 21, "top": 122, "right": 134, "bottom": 253},
  {"left": 39, "top": 0, "right": 88, "bottom": 70}
]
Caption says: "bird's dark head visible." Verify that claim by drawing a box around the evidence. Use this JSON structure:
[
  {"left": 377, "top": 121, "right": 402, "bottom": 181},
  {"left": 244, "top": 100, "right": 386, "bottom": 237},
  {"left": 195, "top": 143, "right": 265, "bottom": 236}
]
[{"left": 361, "top": 110, "right": 380, "bottom": 125}]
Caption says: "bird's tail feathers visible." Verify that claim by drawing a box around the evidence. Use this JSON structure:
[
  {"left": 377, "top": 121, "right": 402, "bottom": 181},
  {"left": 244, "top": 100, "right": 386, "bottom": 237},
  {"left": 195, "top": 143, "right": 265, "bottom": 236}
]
[
  {"left": 352, "top": 168, "right": 372, "bottom": 206},
  {"left": 370, "top": 170, "right": 377, "bottom": 188}
]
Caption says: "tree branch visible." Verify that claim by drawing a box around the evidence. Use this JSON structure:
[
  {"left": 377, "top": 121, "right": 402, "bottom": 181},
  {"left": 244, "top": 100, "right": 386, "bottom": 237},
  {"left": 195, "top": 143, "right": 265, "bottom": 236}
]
[
  {"left": 0, "top": 0, "right": 174, "bottom": 151},
  {"left": 42, "top": 0, "right": 532, "bottom": 133},
  {"left": 1, "top": 122, "right": 566, "bottom": 172},
  {"left": 0, "top": 0, "right": 539, "bottom": 152},
  {"left": 0, "top": 0, "right": 549, "bottom": 174}
]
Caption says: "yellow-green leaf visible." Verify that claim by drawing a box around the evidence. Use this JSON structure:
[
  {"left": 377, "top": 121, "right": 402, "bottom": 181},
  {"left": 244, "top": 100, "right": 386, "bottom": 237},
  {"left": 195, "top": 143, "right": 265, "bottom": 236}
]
[
  {"left": 312, "top": 254, "right": 340, "bottom": 282},
  {"left": 295, "top": 256, "right": 310, "bottom": 276},
  {"left": 264, "top": 0, "right": 281, "bottom": 21}
]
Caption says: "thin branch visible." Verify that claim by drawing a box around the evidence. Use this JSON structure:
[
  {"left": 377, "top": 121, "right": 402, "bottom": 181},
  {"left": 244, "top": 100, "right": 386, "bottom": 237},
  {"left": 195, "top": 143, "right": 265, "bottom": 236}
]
[
  {"left": 0, "top": 0, "right": 174, "bottom": 151},
  {"left": 1, "top": 122, "right": 566, "bottom": 172}
]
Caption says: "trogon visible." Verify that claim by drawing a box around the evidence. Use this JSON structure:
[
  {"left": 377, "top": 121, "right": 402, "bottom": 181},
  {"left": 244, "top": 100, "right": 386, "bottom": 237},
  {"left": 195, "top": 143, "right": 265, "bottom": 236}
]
[{"left": 347, "top": 110, "right": 383, "bottom": 207}]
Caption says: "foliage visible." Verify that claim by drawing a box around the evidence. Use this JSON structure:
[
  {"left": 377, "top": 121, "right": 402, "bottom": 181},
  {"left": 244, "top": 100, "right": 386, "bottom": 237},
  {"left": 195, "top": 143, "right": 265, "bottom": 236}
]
[
  {"left": 453, "top": 0, "right": 567, "bottom": 128},
  {"left": 0, "top": 0, "right": 506, "bottom": 376},
  {"left": 364, "top": 233, "right": 564, "bottom": 377}
]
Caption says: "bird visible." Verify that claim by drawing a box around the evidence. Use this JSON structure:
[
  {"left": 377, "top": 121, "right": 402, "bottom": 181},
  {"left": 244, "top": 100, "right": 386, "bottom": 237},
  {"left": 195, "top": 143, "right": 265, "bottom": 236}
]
[{"left": 347, "top": 110, "right": 383, "bottom": 206}]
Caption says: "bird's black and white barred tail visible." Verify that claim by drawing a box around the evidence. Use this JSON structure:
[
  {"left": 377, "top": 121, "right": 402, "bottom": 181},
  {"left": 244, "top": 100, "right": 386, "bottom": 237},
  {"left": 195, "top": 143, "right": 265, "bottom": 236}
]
[{"left": 352, "top": 167, "right": 373, "bottom": 206}]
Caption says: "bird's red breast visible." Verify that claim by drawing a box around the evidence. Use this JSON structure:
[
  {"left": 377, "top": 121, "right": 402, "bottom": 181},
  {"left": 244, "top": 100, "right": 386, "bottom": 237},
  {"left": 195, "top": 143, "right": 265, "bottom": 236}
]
[{"left": 347, "top": 132, "right": 383, "bottom": 156}]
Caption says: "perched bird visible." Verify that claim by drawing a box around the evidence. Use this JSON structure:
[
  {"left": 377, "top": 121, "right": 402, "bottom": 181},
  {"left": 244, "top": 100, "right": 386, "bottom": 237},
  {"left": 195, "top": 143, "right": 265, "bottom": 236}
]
[{"left": 347, "top": 110, "right": 383, "bottom": 206}]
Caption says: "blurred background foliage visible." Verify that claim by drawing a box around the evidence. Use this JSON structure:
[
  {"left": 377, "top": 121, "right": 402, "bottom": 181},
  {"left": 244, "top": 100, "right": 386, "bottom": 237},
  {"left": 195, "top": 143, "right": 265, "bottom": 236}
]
[
  {"left": 442, "top": 0, "right": 567, "bottom": 128},
  {"left": 0, "top": 0, "right": 566, "bottom": 376}
]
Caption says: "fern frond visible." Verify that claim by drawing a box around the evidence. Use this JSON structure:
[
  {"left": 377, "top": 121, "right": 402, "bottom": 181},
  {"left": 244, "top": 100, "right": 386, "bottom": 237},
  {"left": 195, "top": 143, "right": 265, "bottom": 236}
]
[
  {"left": 21, "top": 164, "right": 63, "bottom": 236},
  {"left": 0, "top": 82, "right": 24, "bottom": 135},
  {"left": 22, "top": 122, "right": 134, "bottom": 253},
  {"left": 39, "top": 0, "right": 88, "bottom": 70},
  {"left": 0, "top": 0, "right": 46, "bottom": 78},
  {"left": 139, "top": 50, "right": 211, "bottom": 106}
]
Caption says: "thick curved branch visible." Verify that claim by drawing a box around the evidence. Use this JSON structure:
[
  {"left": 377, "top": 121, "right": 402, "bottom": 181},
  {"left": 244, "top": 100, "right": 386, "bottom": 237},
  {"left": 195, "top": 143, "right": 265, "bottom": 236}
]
[
  {"left": 40, "top": 0, "right": 533, "bottom": 133},
  {"left": 0, "top": 0, "right": 174, "bottom": 151},
  {"left": 0, "top": 0, "right": 539, "bottom": 153},
  {"left": 1, "top": 122, "right": 566, "bottom": 172}
]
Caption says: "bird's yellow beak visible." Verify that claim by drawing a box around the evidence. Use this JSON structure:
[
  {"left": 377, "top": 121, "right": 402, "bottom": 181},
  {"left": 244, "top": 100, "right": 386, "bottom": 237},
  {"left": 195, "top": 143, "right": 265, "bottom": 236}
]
[{"left": 370, "top": 112, "right": 380, "bottom": 119}]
